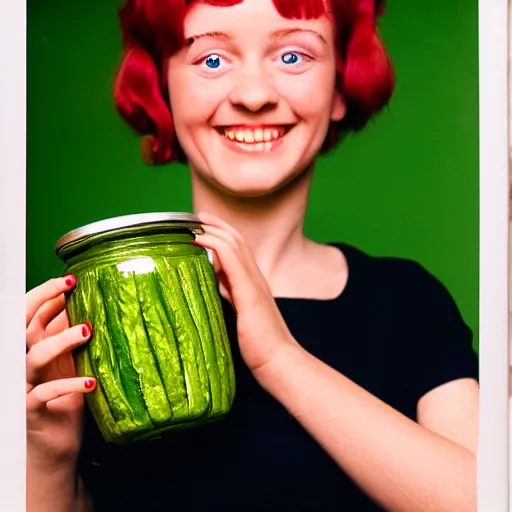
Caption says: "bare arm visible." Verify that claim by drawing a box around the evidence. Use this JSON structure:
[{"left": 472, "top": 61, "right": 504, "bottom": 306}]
[
  {"left": 193, "top": 214, "right": 479, "bottom": 512},
  {"left": 77, "top": 477, "right": 95, "bottom": 512},
  {"left": 25, "top": 277, "right": 97, "bottom": 512},
  {"left": 27, "top": 458, "right": 77, "bottom": 512},
  {"left": 257, "top": 346, "right": 478, "bottom": 512},
  {"left": 27, "top": 456, "right": 93, "bottom": 512}
]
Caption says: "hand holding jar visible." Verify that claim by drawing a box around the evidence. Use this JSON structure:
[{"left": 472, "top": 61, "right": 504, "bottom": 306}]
[
  {"left": 194, "top": 211, "right": 301, "bottom": 377},
  {"left": 25, "top": 275, "right": 95, "bottom": 465}
]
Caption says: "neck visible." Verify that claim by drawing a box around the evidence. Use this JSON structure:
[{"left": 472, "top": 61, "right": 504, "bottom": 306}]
[{"left": 190, "top": 166, "right": 314, "bottom": 282}]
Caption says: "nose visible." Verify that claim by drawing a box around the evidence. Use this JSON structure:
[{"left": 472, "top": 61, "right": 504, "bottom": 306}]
[{"left": 228, "top": 64, "right": 279, "bottom": 113}]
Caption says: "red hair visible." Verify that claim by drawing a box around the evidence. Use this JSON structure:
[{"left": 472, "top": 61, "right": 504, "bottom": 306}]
[{"left": 114, "top": 0, "right": 395, "bottom": 165}]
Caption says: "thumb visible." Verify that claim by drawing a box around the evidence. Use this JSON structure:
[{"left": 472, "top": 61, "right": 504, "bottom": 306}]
[{"left": 207, "top": 249, "right": 233, "bottom": 304}]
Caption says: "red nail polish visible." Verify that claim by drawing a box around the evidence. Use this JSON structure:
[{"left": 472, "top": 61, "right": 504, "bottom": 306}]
[
  {"left": 64, "top": 274, "right": 76, "bottom": 288},
  {"left": 84, "top": 378, "right": 96, "bottom": 390},
  {"left": 82, "top": 322, "right": 92, "bottom": 338}
]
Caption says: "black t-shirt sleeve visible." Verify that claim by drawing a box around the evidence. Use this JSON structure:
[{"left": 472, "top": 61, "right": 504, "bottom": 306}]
[{"left": 403, "top": 260, "right": 479, "bottom": 402}]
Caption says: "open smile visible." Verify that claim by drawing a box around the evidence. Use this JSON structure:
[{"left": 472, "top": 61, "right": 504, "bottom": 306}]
[{"left": 214, "top": 125, "right": 294, "bottom": 153}]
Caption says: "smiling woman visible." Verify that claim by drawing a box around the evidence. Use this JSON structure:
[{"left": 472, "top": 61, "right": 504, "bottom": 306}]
[
  {"left": 114, "top": 0, "right": 394, "bottom": 167},
  {"left": 25, "top": 1, "right": 480, "bottom": 511}
]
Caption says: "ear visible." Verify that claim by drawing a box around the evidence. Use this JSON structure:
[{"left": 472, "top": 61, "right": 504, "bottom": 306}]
[{"left": 330, "top": 91, "right": 346, "bottom": 122}]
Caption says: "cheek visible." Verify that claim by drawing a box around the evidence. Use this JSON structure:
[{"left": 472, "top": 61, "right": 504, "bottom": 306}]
[
  {"left": 279, "top": 72, "right": 338, "bottom": 123},
  {"left": 168, "top": 72, "right": 227, "bottom": 130}
]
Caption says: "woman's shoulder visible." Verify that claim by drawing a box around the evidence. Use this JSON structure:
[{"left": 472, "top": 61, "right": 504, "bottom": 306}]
[
  {"left": 331, "top": 241, "right": 459, "bottom": 299},
  {"left": 330, "top": 242, "right": 479, "bottom": 392},
  {"left": 331, "top": 241, "right": 474, "bottom": 340}
]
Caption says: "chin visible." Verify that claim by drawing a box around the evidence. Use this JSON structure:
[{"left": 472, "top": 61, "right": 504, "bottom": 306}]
[
  {"left": 208, "top": 165, "right": 307, "bottom": 199},
  {"left": 213, "top": 178, "right": 287, "bottom": 199}
]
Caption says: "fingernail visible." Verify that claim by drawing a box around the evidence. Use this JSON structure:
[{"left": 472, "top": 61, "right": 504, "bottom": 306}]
[
  {"left": 64, "top": 274, "right": 76, "bottom": 288},
  {"left": 82, "top": 322, "right": 92, "bottom": 338},
  {"left": 84, "top": 378, "right": 96, "bottom": 390}
]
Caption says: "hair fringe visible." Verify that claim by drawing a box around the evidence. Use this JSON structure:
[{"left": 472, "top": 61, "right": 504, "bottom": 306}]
[{"left": 114, "top": 0, "right": 395, "bottom": 165}]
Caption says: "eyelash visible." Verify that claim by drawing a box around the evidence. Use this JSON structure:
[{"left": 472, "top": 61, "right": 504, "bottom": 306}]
[
  {"left": 198, "top": 53, "right": 226, "bottom": 70},
  {"left": 278, "top": 51, "right": 314, "bottom": 66},
  {"left": 195, "top": 50, "right": 315, "bottom": 71}
]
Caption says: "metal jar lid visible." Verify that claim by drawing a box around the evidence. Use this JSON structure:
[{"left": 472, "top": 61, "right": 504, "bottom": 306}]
[{"left": 55, "top": 212, "right": 203, "bottom": 260}]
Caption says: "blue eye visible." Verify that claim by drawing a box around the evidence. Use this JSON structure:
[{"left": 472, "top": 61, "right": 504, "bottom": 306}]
[
  {"left": 204, "top": 54, "right": 222, "bottom": 69},
  {"left": 281, "top": 52, "right": 301, "bottom": 65}
]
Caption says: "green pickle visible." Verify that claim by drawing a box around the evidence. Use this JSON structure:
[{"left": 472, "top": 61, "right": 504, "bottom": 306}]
[{"left": 55, "top": 213, "right": 236, "bottom": 444}]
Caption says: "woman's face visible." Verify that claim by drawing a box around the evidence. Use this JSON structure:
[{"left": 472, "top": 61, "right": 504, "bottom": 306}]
[{"left": 167, "top": 0, "right": 345, "bottom": 198}]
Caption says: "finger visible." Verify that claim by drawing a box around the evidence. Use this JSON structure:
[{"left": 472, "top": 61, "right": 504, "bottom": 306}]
[
  {"left": 197, "top": 211, "right": 242, "bottom": 238},
  {"left": 46, "top": 392, "right": 86, "bottom": 414},
  {"left": 196, "top": 215, "right": 264, "bottom": 280},
  {"left": 197, "top": 214, "right": 254, "bottom": 261},
  {"left": 26, "top": 376, "right": 96, "bottom": 412},
  {"left": 197, "top": 224, "right": 262, "bottom": 278},
  {"left": 26, "top": 275, "right": 76, "bottom": 327},
  {"left": 213, "top": 265, "right": 234, "bottom": 303},
  {"left": 197, "top": 224, "right": 241, "bottom": 254},
  {"left": 34, "top": 293, "right": 66, "bottom": 330},
  {"left": 195, "top": 233, "right": 246, "bottom": 281},
  {"left": 26, "top": 294, "right": 67, "bottom": 346},
  {"left": 206, "top": 246, "right": 223, "bottom": 276},
  {"left": 26, "top": 323, "right": 92, "bottom": 385},
  {"left": 45, "top": 309, "right": 70, "bottom": 338},
  {"left": 218, "top": 283, "right": 233, "bottom": 303},
  {"left": 194, "top": 233, "right": 263, "bottom": 309},
  {"left": 203, "top": 246, "right": 234, "bottom": 302}
]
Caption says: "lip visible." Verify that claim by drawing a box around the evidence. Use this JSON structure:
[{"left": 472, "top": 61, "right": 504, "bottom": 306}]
[
  {"left": 213, "top": 124, "right": 294, "bottom": 154},
  {"left": 214, "top": 124, "right": 294, "bottom": 130}
]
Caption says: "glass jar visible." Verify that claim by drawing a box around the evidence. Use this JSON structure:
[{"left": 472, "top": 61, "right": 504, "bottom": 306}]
[{"left": 55, "top": 212, "right": 236, "bottom": 445}]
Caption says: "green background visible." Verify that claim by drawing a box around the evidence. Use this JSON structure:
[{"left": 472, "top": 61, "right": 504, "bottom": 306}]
[{"left": 27, "top": 1, "right": 480, "bottom": 352}]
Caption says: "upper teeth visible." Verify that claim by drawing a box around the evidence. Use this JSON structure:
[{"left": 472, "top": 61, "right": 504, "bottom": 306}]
[{"left": 223, "top": 128, "right": 283, "bottom": 143}]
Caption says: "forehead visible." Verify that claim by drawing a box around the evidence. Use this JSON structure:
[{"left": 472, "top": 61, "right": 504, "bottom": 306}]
[
  {"left": 187, "top": 0, "right": 331, "bottom": 17},
  {"left": 184, "top": 0, "right": 333, "bottom": 39}
]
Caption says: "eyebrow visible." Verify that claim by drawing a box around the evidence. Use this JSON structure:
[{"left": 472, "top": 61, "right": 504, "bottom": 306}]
[
  {"left": 271, "top": 28, "right": 327, "bottom": 44},
  {"left": 187, "top": 31, "right": 229, "bottom": 45},
  {"left": 187, "top": 28, "right": 327, "bottom": 45}
]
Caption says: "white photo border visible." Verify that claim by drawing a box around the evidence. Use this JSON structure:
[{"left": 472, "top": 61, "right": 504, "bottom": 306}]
[
  {"left": 478, "top": 0, "right": 510, "bottom": 510},
  {"left": 0, "top": 0, "right": 27, "bottom": 510},
  {"left": 0, "top": 0, "right": 509, "bottom": 510}
]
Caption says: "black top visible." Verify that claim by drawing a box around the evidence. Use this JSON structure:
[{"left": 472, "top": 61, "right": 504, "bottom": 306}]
[{"left": 78, "top": 243, "right": 479, "bottom": 511}]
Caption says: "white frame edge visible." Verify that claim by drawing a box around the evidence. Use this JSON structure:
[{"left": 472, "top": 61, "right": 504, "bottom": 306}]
[
  {"left": 478, "top": 0, "right": 510, "bottom": 510},
  {"left": 0, "top": 0, "right": 27, "bottom": 510},
  {"left": 0, "top": 0, "right": 509, "bottom": 510}
]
